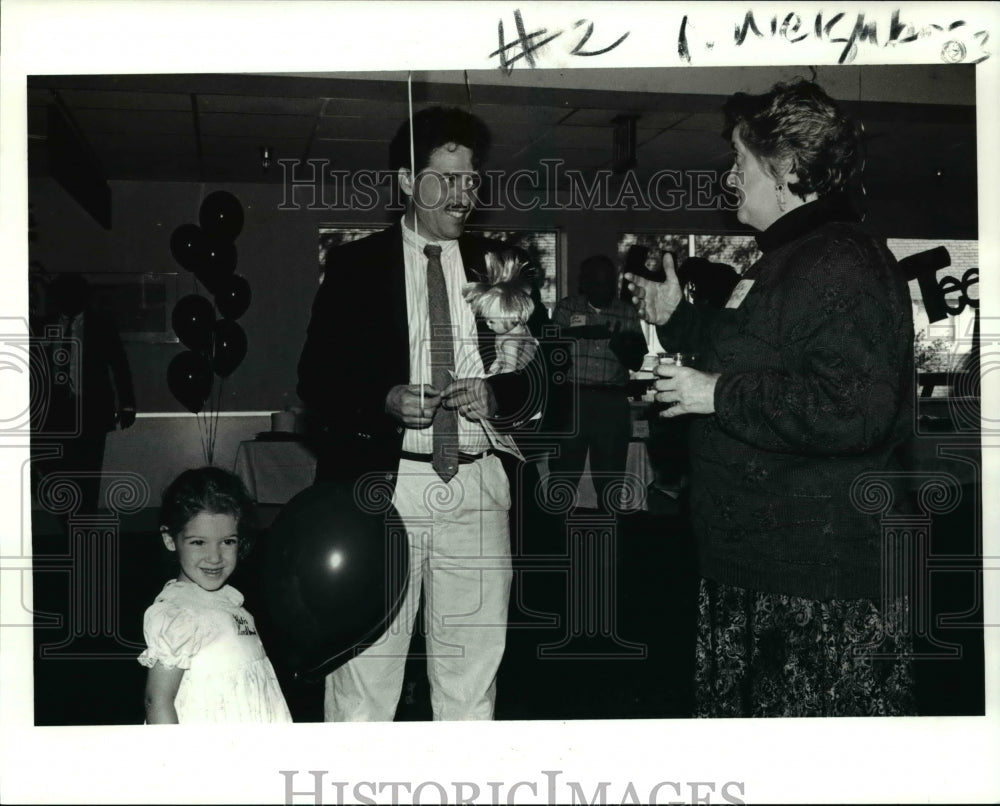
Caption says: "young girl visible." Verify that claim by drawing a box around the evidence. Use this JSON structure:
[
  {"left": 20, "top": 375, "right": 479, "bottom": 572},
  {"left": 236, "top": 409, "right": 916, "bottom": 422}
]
[
  {"left": 463, "top": 250, "right": 538, "bottom": 374},
  {"left": 139, "top": 467, "right": 292, "bottom": 723}
]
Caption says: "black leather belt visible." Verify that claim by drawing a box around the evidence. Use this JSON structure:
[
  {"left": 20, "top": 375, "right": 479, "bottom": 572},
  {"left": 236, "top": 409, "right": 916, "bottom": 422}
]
[{"left": 399, "top": 449, "right": 495, "bottom": 465}]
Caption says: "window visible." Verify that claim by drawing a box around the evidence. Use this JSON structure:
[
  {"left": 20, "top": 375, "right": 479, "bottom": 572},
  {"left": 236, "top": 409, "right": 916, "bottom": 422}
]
[
  {"left": 468, "top": 227, "right": 559, "bottom": 312},
  {"left": 617, "top": 232, "right": 760, "bottom": 275},
  {"left": 617, "top": 232, "right": 757, "bottom": 356},
  {"left": 618, "top": 232, "right": 690, "bottom": 272},
  {"left": 887, "top": 238, "right": 978, "bottom": 378},
  {"left": 318, "top": 226, "right": 380, "bottom": 271},
  {"left": 691, "top": 234, "right": 760, "bottom": 272},
  {"left": 617, "top": 232, "right": 979, "bottom": 394},
  {"left": 85, "top": 272, "right": 180, "bottom": 343},
  {"left": 319, "top": 224, "right": 560, "bottom": 311}
]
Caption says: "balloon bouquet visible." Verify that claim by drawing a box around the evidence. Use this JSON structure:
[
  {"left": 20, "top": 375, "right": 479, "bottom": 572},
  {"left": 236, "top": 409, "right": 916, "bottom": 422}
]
[
  {"left": 168, "top": 191, "right": 251, "bottom": 464},
  {"left": 169, "top": 192, "right": 409, "bottom": 683}
]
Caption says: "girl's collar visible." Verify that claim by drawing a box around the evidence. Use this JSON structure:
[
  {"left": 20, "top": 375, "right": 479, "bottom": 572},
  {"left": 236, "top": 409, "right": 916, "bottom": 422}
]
[
  {"left": 755, "top": 191, "right": 861, "bottom": 253},
  {"left": 167, "top": 578, "right": 243, "bottom": 606}
]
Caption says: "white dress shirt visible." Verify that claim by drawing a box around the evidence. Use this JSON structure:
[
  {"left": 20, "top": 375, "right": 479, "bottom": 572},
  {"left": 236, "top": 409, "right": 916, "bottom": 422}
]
[{"left": 400, "top": 219, "right": 490, "bottom": 454}]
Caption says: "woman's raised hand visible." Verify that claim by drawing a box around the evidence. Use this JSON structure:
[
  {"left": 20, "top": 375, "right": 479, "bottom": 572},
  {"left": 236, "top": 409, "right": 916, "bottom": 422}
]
[{"left": 623, "top": 253, "right": 683, "bottom": 325}]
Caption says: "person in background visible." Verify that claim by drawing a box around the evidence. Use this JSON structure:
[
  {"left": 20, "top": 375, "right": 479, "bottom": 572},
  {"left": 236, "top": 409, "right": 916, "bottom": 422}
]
[
  {"left": 677, "top": 256, "right": 741, "bottom": 312},
  {"left": 35, "top": 273, "right": 136, "bottom": 516},
  {"left": 626, "top": 79, "right": 915, "bottom": 717},
  {"left": 619, "top": 243, "right": 670, "bottom": 302},
  {"left": 297, "top": 106, "right": 546, "bottom": 722},
  {"left": 550, "top": 253, "right": 648, "bottom": 516}
]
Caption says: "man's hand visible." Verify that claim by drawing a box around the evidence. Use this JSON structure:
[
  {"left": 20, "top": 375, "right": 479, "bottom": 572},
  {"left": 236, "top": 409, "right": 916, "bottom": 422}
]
[
  {"left": 653, "top": 365, "right": 720, "bottom": 418},
  {"left": 441, "top": 377, "right": 496, "bottom": 422},
  {"left": 624, "top": 253, "right": 683, "bottom": 325},
  {"left": 385, "top": 384, "right": 440, "bottom": 428}
]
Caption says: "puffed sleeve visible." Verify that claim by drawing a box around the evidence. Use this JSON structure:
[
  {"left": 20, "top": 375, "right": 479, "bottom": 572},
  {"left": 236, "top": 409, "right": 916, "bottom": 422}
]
[{"left": 137, "top": 604, "right": 206, "bottom": 670}]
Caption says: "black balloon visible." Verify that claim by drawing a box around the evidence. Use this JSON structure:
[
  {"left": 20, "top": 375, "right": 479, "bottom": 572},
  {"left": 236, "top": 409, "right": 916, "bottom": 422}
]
[
  {"left": 169, "top": 224, "right": 207, "bottom": 272},
  {"left": 166, "top": 350, "right": 213, "bottom": 414},
  {"left": 199, "top": 191, "right": 244, "bottom": 240},
  {"left": 171, "top": 294, "right": 215, "bottom": 352},
  {"left": 262, "top": 482, "right": 409, "bottom": 680},
  {"left": 195, "top": 236, "right": 237, "bottom": 294},
  {"left": 211, "top": 319, "right": 247, "bottom": 378},
  {"left": 214, "top": 275, "right": 251, "bottom": 320}
]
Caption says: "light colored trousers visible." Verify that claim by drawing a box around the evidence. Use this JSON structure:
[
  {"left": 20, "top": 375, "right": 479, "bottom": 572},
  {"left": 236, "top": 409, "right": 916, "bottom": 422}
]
[{"left": 324, "top": 455, "right": 513, "bottom": 721}]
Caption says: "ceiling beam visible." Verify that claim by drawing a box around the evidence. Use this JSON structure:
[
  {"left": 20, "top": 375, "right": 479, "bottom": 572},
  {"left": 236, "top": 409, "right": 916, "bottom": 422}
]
[{"left": 46, "top": 101, "right": 111, "bottom": 229}]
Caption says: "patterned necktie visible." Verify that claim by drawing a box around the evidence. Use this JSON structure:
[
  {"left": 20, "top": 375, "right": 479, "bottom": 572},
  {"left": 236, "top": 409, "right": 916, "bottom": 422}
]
[{"left": 424, "top": 243, "right": 459, "bottom": 482}]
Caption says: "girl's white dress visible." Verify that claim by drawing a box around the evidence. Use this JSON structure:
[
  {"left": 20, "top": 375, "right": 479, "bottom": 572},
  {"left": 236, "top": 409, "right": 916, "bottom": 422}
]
[{"left": 138, "top": 579, "right": 292, "bottom": 723}]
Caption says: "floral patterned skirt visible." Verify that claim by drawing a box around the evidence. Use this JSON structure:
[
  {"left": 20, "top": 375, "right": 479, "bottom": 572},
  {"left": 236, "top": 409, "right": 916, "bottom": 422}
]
[{"left": 694, "top": 578, "right": 915, "bottom": 718}]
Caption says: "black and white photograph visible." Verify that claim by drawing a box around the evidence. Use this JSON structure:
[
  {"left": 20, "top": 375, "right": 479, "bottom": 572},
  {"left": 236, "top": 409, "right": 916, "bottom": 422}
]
[{"left": 2, "top": 1, "right": 998, "bottom": 803}]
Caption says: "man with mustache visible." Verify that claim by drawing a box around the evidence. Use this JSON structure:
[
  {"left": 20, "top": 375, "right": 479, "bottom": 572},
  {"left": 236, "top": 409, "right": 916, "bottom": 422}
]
[{"left": 297, "top": 106, "right": 544, "bottom": 721}]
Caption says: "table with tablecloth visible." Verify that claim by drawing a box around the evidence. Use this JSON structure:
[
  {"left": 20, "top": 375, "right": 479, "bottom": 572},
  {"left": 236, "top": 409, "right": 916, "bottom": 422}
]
[
  {"left": 232, "top": 439, "right": 318, "bottom": 505},
  {"left": 234, "top": 405, "right": 656, "bottom": 511}
]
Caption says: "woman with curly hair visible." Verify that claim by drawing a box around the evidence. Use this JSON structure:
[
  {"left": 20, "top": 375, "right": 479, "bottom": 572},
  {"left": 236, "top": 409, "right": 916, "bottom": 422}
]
[{"left": 626, "top": 79, "right": 916, "bottom": 717}]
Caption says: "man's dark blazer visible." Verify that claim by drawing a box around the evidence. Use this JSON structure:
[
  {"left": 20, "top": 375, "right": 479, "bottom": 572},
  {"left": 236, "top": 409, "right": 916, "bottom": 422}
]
[{"left": 297, "top": 222, "right": 547, "bottom": 485}]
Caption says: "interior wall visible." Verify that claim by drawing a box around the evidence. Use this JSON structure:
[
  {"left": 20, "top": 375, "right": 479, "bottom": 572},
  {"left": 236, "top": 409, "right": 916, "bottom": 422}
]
[
  {"left": 30, "top": 170, "right": 977, "bottom": 414},
  {"left": 28, "top": 166, "right": 977, "bottom": 503},
  {"left": 29, "top": 175, "right": 734, "bottom": 413}
]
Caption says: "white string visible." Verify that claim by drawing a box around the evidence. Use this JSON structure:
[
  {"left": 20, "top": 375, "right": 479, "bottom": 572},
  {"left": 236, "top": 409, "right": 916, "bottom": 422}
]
[
  {"left": 408, "top": 71, "right": 427, "bottom": 400},
  {"left": 408, "top": 72, "right": 417, "bottom": 245}
]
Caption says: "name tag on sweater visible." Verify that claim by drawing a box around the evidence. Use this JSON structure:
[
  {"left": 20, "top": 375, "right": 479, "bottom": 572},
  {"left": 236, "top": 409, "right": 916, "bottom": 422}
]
[
  {"left": 569, "top": 313, "right": 588, "bottom": 327},
  {"left": 725, "top": 279, "right": 755, "bottom": 309}
]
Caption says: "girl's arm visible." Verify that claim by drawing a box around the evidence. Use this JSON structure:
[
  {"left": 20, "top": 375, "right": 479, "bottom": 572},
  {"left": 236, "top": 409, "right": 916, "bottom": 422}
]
[{"left": 144, "top": 661, "right": 185, "bottom": 724}]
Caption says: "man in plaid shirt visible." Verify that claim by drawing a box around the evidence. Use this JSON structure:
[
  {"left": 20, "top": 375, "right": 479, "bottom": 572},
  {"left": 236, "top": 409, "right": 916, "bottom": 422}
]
[{"left": 549, "top": 254, "right": 648, "bottom": 515}]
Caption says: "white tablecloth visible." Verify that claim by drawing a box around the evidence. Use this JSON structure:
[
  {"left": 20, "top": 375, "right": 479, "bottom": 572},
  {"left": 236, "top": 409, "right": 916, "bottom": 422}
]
[
  {"left": 232, "top": 434, "right": 655, "bottom": 511},
  {"left": 232, "top": 440, "right": 317, "bottom": 505}
]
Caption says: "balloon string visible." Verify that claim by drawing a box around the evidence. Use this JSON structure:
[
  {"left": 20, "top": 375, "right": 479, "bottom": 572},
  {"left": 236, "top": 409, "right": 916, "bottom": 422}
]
[
  {"left": 211, "top": 377, "right": 224, "bottom": 466},
  {"left": 408, "top": 71, "right": 416, "bottom": 247},
  {"left": 207, "top": 402, "right": 213, "bottom": 465},
  {"left": 407, "top": 71, "right": 425, "bottom": 399},
  {"left": 206, "top": 377, "right": 216, "bottom": 466},
  {"left": 205, "top": 400, "right": 213, "bottom": 466},
  {"left": 197, "top": 408, "right": 208, "bottom": 466},
  {"left": 209, "top": 333, "right": 217, "bottom": 465},
  {"left": 211, "top": 382, "right": 217, "bottom": 466}
]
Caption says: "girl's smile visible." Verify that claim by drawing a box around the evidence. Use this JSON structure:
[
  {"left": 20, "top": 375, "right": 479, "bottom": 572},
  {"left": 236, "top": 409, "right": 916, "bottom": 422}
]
[{"left": 161, "top": 512, "right": 239, "bottom": 592}]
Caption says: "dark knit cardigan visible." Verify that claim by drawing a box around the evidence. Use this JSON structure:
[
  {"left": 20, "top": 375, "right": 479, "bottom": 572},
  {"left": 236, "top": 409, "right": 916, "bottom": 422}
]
[{"left": 658, "top": 194, "right": 915, "bottom": 600}]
